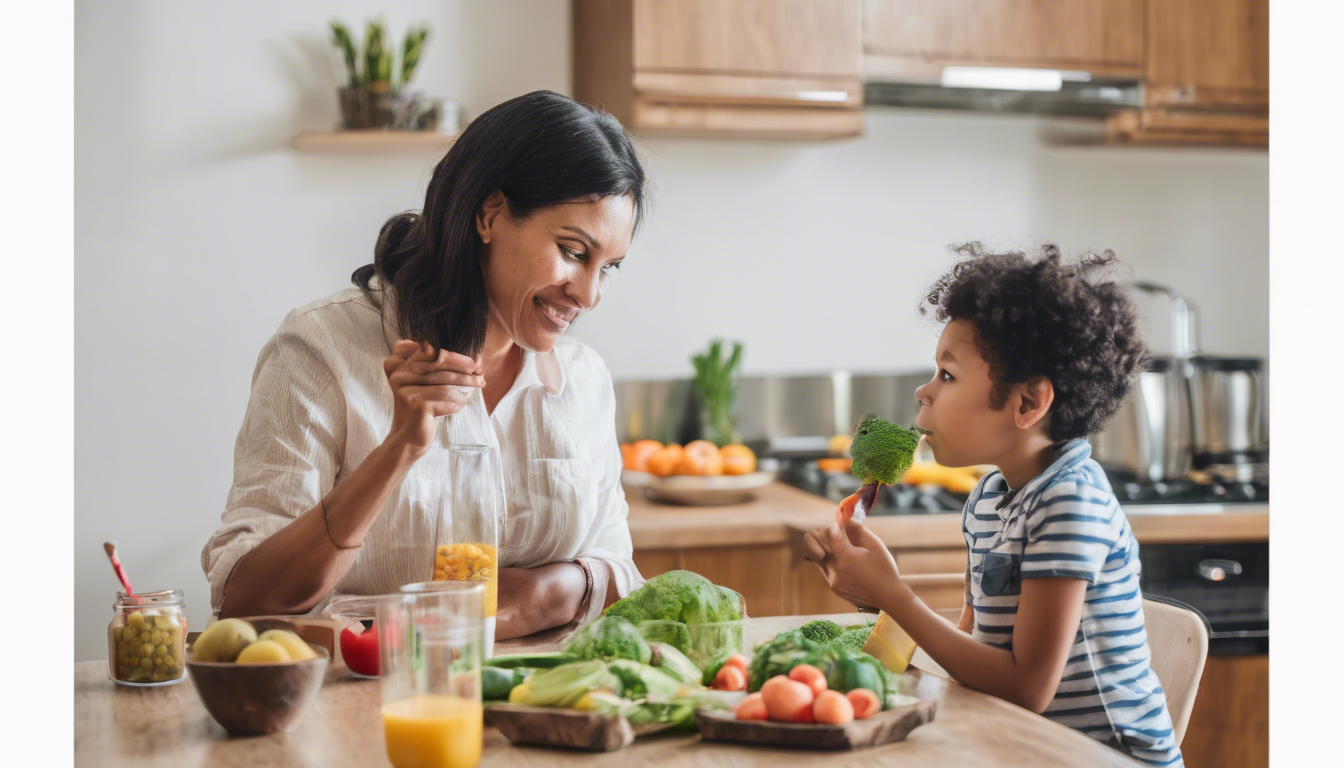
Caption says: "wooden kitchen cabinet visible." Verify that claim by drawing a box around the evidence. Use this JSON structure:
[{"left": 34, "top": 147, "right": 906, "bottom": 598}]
[
  {"left": 573, "top": 0, "right": 864, "bottom": 138},
  {"left": 1180, "top": 655, "right": 1269, "bottom": 768},
  {"left": 1108, "top": 0, "right": 1268, "bottom": 146},
  {"left": 1145, "top": 0, "right": 1269, "bottom": 112},
  {"left": 862, "top": 0, "right": 1145, "bottom": 79}
]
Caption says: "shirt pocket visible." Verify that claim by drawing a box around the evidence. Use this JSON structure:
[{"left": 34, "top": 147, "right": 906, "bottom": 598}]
[
  {"left": 522, "top": 458, "right": 599, "bottom": 561},
  {"left": 978, "top": 550, "right": 1023, "bottom": 597}
]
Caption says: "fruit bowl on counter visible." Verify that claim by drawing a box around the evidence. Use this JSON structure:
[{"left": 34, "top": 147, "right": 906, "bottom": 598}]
[
  {"left": 185, "top": 617, "right": 331, "bottom": 736},
  {"left": 618, "top": 441, "right": 779, "bottom": 508},
  {"left": 620, "top": 440, "right": 774, "bottom": 505}
]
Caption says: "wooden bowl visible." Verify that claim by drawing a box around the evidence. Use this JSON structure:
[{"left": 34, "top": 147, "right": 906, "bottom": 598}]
[{"left": 186, "top": 646, "right": 329, "bottom": 736}]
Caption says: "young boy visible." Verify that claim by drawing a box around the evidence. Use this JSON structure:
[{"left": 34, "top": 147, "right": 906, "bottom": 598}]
[{"left": 804, "top": 244, "right": 1182, "bottom": 767}]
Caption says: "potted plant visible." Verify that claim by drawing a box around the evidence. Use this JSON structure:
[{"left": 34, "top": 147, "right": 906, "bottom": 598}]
[
  {"left": 690, "top": 340, "right": 744, "bottom": 447},
  {"left": 329, "top": 19, "right": 432, "bottom": 130}
]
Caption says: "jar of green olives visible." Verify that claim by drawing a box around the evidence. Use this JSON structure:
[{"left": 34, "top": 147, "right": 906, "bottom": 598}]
[{"left": 107, "top": 589, "right": 187, "bottom": 686}]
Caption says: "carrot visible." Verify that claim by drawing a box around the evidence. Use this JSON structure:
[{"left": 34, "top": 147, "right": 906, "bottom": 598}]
[
  {"left": 712, "top": 664, "right": 746, "bottom": 692},
  {"left": 846, "top": 688, "right": 881, "bottom": 720}
]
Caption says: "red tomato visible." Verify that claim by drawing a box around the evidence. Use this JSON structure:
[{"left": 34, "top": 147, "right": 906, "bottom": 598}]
[
  {"left": 761, "top": 675, "right": 815, "bottom": 723},
  {"left": 812, "top": 690, "right": 855, "bottom": 725},
  {"left": 787, "top": 664, "right": 828, "bottom": 696},
  {"left": 339, "top": 622, "right": 380, "bottom": 677},
  {"left": 735, "top": 692, "right": 769, "bottom": 721}
]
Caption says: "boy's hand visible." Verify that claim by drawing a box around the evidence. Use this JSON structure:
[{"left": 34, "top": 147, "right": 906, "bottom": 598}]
[{"left": 802, "top": 493, "right": 903, "bottom": 610}]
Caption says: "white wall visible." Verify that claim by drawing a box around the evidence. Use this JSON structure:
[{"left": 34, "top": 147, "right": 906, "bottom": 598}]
[{"left": 74, "top": 0, "right": 1267, "bottom": 660}]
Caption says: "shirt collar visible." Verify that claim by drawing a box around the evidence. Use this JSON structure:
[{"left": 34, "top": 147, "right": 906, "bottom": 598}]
[{"left": 980, "top": 438, "right": 1092, "bottom": 510}]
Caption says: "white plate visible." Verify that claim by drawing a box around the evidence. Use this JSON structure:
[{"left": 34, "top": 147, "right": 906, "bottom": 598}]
[{"left": 621, "top": 469, "right": 776, "bottom": 506}]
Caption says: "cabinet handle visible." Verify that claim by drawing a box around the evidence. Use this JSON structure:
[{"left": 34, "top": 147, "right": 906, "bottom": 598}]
[{"left": 1199, "top": 559, "right": 1243, "bottom": 581}]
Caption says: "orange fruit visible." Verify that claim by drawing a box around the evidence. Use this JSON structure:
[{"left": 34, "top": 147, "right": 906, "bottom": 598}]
[
  {"left": 625, "top": 440, "right": 663, "bottom": 472},
  {"left": 720, "top": 444, "right": 757, "bottom": 475},
  {"left": 620, "top": 443, "right": 633, "bottom": 466},
  {"left": 677, "top": 440, "right": 724, "bottom": 476},
  {"left": 646, "top": 444, "right": 685, "bottom": 477}
]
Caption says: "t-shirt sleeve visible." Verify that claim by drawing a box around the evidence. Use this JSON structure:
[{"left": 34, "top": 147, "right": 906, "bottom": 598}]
[{"left": 1020, "top": 472, "right": 1119, "bottom": 583}]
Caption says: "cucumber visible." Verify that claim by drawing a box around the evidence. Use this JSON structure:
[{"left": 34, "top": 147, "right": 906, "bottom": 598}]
[
  {"left": 483, "top": 652, "right": 576, "bottom": 670},
  {"left": 483, "top": 666, "right": 525, "bottom": 701}
]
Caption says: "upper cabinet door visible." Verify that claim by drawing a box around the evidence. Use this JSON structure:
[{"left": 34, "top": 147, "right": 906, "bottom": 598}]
[
  {"left": 1146, "top": 0, "right": 1269, "bottom": 110},
  {"left": 863, "top": 0, "right": 1144, "bottom": 76},
  {"left": 633, "top": 0, "right": 861, "bottom": 79}
]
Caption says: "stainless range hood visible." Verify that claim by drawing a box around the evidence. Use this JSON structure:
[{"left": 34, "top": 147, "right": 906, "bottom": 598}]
[{"left": 864, "top": 66, "right": 1143, "bottom": 118}]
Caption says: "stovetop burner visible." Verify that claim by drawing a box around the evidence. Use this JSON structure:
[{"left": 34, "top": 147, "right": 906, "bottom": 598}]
[
  {"left": 779, "top": 460, "right": 965, "bottom": 514},
  {"left": 1108, "top": 474, "right": 1269, "bottom": 505}
]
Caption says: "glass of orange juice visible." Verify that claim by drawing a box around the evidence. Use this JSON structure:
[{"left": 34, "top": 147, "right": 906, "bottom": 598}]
[
  {"left": 377, "top": 581, "right": 485, "bottom": 768},
  {"left": 432, "top": 444, "right": 502, "bottom": 659}
]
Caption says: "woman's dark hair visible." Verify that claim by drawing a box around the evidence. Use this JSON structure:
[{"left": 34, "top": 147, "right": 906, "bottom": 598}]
[
  {"left": 353, "top": 90, "right": 647, "bottom": 356},
  {"left": 920, "top": 243, "right": 1147, "bottom": 441}
]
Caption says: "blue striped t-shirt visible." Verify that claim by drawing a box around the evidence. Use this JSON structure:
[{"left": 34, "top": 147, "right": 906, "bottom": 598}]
[{"left": 963, "top": 438, "right": 1183, "bottom": 767}]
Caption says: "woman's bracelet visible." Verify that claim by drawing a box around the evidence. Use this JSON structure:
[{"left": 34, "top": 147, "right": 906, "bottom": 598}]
[{"left": 320, "top": 497, "right": 363, "bottom": 550}]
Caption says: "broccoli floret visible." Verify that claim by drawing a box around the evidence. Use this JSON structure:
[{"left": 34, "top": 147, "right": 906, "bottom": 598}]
[
  {"left": 833, "top": 626, "right": 871, "bottom": 653},
  {"left": 604, "top": 570, "right": 744, "bottom": 625},
  {"left": 799, "top": 620, "right": 844, "bottom": 644},
  {"left": 849, "top": 416, "right": 925, "bottom": 486},
  {"left": 564, "top": 615, "right": 651, "bottom": 664}
]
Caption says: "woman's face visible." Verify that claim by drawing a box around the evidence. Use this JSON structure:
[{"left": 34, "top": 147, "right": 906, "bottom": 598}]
[{"left": 477, "top": 193, "right": 636, "bottom": 353}]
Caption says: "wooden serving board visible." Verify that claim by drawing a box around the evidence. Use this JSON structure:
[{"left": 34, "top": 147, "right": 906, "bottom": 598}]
[
  {"left": 485, "top": 704, "right": 676, "bottom": 751},
  {"left": 695, "top": 698, "right": 938, "bottom": 750}
]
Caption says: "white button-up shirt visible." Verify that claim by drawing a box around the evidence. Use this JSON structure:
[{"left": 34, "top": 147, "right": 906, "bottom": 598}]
[{"left": 201, "top": 285, "right": 643, "bottom": 620}]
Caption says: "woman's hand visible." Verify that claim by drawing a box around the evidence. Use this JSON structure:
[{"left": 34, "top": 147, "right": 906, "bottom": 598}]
[
  {"left": 382, "top": 340, "right": 484, "bottom": 456},
  {"left": 802, "top": 492, "right": 903, "bottom": 610}
]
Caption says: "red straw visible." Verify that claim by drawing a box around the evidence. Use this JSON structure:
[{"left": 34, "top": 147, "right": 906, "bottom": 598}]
[{"left": 103, "top": 541, "right": 134, "bottom": 597}]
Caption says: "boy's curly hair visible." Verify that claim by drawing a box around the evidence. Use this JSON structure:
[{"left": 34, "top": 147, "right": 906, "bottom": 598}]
[{"left": 920, "top": 243, "right": 1147, "bottom": 441}]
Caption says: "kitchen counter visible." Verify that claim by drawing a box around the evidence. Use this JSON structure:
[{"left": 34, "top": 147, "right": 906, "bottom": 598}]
[
  {"left": 73, "top": 613, "right": 1142, "bottom": 767},
  {"left": 628, "top": 481, "right": 1268, "bottom": 550}
]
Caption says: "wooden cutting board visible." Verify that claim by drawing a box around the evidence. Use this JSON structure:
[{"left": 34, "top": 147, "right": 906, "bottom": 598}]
[
  {"left": 695, "top": 698, "right": 937, "bottom": 750},
  {"left": 485, "top": 704, "right": 677, "bottom": 751}
]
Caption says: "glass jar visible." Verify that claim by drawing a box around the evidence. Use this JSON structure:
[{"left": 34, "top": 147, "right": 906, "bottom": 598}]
[
  {"left": 433, "top": 444, "right": 501, "bottom": 657},
  {"left": 107, "top": 589, "right": 187, "bottom": 686},
  {"left": 379, "top": 582, "right": 485, "bottom": 768}
]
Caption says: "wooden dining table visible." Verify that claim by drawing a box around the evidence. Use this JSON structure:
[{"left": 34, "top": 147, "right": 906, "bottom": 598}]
[{"left": 74, "top": 612, "right": 1142, "bottom": 767}]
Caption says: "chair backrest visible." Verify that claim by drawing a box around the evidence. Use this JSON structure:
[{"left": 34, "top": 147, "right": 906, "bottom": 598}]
[{"left": 1141, "top": 597, "right": 1210, "bottom": 745}]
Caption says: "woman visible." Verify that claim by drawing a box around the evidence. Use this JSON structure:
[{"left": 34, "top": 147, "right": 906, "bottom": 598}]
[{"left": 201, "top": 91, "right": 647, "bottom": 640}]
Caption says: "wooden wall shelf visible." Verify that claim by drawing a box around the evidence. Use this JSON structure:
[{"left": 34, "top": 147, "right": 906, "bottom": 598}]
[{"left": 291, "top": 130, "right": 458, "bottom": 152}]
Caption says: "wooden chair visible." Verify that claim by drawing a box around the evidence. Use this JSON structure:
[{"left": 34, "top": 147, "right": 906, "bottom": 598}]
[{"left": 1141, "top": 597, "right": 1211, "bottom": 745}]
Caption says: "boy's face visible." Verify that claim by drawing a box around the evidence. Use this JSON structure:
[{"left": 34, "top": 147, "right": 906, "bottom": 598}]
[{"left": 913, "top": 320, "right": 1021, "bottom": 468}]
